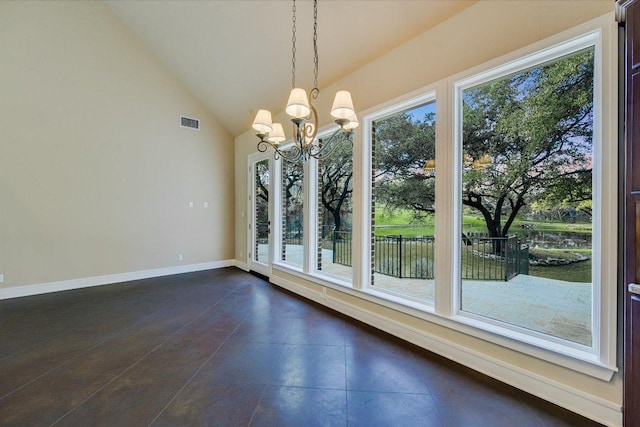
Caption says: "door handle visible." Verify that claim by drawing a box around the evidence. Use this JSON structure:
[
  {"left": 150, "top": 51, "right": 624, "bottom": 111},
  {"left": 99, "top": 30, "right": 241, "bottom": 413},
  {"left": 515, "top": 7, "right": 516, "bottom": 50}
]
[{"left": 629, "top": 283, "right": 640, "bottom": 295}]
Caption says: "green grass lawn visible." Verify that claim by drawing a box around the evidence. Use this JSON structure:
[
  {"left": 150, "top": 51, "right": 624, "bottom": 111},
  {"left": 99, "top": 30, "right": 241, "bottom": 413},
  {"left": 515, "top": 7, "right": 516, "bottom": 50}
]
[
  {"left": 374, "top": 208, "right": 434, "bottom": 236},
  {"left": 374, "top": 208, "right": 591, "bottom": 236},
  {"left": 529, "top": 260, "right": 591, "bottom": 282}
]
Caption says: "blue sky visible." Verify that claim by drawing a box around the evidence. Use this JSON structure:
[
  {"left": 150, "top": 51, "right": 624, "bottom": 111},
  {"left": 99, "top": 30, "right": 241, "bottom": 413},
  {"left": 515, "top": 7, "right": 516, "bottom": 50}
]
[{"left": 406, "top": 101, "right": 436, "bottom": 122}]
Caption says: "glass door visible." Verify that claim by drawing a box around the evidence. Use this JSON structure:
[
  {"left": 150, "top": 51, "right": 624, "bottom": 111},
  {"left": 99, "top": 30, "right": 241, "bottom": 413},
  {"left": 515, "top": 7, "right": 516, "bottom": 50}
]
[{"left": 249, "top": 154, "right": 271, "bottom": 276}]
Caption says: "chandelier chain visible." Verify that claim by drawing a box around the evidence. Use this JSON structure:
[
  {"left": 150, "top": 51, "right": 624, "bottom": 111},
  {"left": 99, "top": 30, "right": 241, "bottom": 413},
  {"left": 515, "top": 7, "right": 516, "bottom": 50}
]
[
  {"left": 313, "top": 0, "right": 318, "bottom": 91},
  {"left": 291, "top": 0, "right": 297, "bottom": 88},
  {"left": 253, "top": 0, "right": 355, "bottom": 163}
]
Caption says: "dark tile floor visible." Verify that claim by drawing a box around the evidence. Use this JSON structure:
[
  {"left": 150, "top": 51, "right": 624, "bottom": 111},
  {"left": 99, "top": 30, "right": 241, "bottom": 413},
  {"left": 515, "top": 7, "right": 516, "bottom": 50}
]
[{"left": 0, "top": 267, "right": 602, "bottom": 426}]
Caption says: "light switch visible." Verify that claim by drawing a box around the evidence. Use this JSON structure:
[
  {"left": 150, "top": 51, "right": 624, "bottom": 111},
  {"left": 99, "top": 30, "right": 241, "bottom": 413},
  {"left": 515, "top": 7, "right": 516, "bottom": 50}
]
[{"left": 188, "top": 201, "right": 194, "bottom": 208}]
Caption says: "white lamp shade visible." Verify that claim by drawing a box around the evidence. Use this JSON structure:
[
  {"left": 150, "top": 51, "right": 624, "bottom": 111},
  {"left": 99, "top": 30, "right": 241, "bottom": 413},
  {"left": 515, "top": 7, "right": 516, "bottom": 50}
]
[
  {"left": 268, "top": 122, "right": 286, "bottom": 144},
  {"left": 252, "top": 109, "right": 273, "bottom": 133},
  {"left": 344, "top": 113, "right": 359, "bottom": 130},
  {"left": 330, "top": 90, "right": 355, "bottom": 119},
  {"left": 285, "top": 88, "right": 311, "bottom": 119}
]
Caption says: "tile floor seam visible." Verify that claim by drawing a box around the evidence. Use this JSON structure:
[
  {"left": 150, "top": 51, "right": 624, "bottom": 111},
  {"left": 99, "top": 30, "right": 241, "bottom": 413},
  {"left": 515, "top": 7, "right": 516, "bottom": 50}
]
[
  {"left": 347, "top": 388, "right": 435, "bottom": 395},
  {"left": 46, "top": 285, "right": 243, "bottom": 427},
  {"left": 147, "top": 312, "right": 250, "bottom": 426},
  {"left": 0, "top": 306, "right": 144, "bottom": 363},
  {"left": 265, "top": 384, "right": 349, "bottom": 392},
  {"left": 524, "top": 401, "right": 556, "bottom": 427},
  {"left": 344, "top": 345, "right": 349, "bottom": 427},
  {"left": 0, "top": 297, "right": 203, "bottom": 402},
  {"left": 0, "top": 277, "right": 227, "bottom": 365},
  {"left": 247, "top": 384, "right": 269, "bottom": 426}
]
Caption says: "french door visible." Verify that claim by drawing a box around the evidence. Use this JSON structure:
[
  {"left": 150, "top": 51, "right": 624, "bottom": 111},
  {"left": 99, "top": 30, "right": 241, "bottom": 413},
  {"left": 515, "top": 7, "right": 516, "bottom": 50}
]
[{"left": 248, "top": 153, "right": 272, "bottom": 277}]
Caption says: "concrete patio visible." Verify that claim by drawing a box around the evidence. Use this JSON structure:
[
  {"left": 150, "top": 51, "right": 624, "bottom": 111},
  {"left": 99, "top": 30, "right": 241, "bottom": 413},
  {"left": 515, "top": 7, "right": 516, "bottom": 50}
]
[{"left": 260, "top": 245, "right": 592, "bottom": 346}]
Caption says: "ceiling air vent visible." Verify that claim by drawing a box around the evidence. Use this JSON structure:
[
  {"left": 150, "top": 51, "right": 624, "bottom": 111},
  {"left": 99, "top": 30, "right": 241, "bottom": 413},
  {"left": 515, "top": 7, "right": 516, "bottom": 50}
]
[{"left": 180, "top": 116, "right": 200, "bottom": 130}]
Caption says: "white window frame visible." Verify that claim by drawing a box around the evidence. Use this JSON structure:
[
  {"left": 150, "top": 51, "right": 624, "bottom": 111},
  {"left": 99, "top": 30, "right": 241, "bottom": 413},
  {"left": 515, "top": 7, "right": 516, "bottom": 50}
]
[
  {"left": 361, "top": 90, "right": 438, "bottom": 309},
  {"left": 273, "top": 153, "right": 306, "bottom": 272},
  {"left": 273, "top": 128, "right": 356, "bottom": 289},
  {"left": 309, "top": 130, "right": 357, "bottom": 285},
  {"left": 271, "top": 17, "right": 617, "bottom": 380},
  {"left": 359, "top": 20, "right": 616, "bottom": 379},
  {"left": 451, "top": 28, "right": 615, "bottom": 372}
]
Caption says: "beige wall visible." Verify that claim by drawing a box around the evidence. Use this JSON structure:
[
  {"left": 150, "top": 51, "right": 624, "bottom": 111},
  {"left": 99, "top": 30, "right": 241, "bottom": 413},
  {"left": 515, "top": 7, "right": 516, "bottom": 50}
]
[
  {"left": 0, "top": 1, "right": 235, "bottom": 289},
  {"left": 234, "top": 0, "right": 620, "bottom": 424}
]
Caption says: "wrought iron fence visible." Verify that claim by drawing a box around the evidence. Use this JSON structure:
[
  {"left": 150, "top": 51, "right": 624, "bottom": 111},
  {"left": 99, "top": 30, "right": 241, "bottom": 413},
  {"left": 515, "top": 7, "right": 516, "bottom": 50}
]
[
  {"left": 461, "top": 235, "right": 529, "bottom": 281},
  {"left": 332, "top": 232, "right": 529, "bottom": 281},
  {"left": 373, "top": 235, "right": 435, "bottom": 279},
  {"left": 256, "top": 222, "right": 269, "bottom": 244},
  {"left": 283, "top": 231, "right": 303, "bottom": 246},
  {"left": 332, "top": 231, "right": 352, "bottom": 268}
]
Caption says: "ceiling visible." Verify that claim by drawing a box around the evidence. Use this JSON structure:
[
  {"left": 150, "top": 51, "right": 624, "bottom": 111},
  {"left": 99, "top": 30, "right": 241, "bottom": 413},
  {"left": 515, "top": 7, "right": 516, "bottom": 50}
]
[{"left": 105, "top": 0, "right": 477, "bottom": 137}]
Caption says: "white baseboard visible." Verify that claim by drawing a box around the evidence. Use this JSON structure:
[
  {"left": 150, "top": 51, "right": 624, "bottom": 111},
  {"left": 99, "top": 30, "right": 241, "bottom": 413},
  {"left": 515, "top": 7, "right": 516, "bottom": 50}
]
[
  {"left": 0, "top": 260, "right": 236, "bottom": 300},
  {"left": 270, "top": 275, "right": 622, "bottom": 427},
  {"left": 234, "top": 260, "right": 250, "bottom": 272}
]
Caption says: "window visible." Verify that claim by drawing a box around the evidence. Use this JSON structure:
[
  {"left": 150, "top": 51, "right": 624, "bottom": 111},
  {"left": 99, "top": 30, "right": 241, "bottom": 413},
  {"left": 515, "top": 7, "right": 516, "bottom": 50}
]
[
  {"left": 269, "top": 23, "right": 615, "bottom": 377},
  {"left": 281, "top": 159, "right": 304, "bottom": 267},
  {"left": 457, "top": 46, "right": 595, "bottom": 347},
  {"left": 316, "top": 138, "right": 353, "bottom": 281},
  {"left": 369, "top": 97, "right": 437, "bottom": 303},
  {"left": 254, "top": 158, "right": 270, "bottom": 264}
]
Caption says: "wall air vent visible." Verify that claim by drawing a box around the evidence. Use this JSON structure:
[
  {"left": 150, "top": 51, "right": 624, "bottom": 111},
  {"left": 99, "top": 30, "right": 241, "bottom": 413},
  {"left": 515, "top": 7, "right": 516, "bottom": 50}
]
[{"left": 180, "top": 116, "right": 200, "bottom": 130}]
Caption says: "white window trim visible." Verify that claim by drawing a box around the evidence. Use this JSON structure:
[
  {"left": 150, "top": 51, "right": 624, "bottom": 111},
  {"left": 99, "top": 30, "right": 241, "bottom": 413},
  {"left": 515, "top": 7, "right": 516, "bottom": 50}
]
[
  {"left": 450, "top": 26, "right": 616, "bottom": 373},
  {"left": 361, "top": 90, "right": 438, "bottom": 304},
  {"left": 246, "top": 152, "right": 274, "bottom": 277},
  {"left": 308, "top": 128, "right": 356, "bottom": 284},
  {"left": 358, "top": 17, "right": 617, "bottom": 379},
  {"left": 276, "top": 154, "right": 307, "bottom": 270}
]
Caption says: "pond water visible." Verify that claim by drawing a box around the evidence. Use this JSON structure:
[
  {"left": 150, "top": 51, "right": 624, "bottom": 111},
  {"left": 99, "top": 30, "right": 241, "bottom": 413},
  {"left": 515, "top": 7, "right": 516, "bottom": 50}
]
[
  {"left": 463, "top": 227, "right": 592, "bottom": 250},
  {"left": 516, "top": 230, "right": 592, "bottom": 250}
]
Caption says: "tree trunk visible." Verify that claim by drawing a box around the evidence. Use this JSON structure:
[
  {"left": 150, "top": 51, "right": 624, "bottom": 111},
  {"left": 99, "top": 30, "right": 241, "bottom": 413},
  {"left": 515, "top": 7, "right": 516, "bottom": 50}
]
[{"left": 333, "top": 209, "right": 342, "bottom": 233}]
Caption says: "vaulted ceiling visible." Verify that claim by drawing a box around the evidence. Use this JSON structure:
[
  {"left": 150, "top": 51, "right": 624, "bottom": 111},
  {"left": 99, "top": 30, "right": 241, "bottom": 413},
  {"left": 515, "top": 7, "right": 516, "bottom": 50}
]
[{"left": 105, "top": 1, "right": 477, "bottom": 137}]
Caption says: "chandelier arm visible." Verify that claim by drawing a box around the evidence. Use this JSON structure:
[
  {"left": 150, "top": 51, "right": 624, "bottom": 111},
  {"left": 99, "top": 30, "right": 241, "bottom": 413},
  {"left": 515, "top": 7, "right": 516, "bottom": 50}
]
[
  {"left": 302, "top": 104, "right": 319, "bottom": 142},
  {"left": 278, "top": 141, "right": 303, "bottom": 162},
  {"left": 279, "top": 148, "right": 303, "bottom": 163},
  {"left": 308, "top": 129, "right": 353, "bottom": 160},
  {"left": 256, "top": 139, "right": 270, "bottom": 153},
  {"left": 257, "top": 138, "right": 302, "bottom": 163}
]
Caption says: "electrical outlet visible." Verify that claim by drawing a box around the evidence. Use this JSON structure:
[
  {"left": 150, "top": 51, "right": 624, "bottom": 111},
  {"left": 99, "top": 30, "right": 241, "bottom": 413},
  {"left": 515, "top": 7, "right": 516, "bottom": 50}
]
[
  {"left": 0, "top": 274, "right": 4, "bottom": 284},
  {"left": 178, "top": 254, "right": 183, "bottom": 261},
  {"left": 204, "top": 202, "right": 208, "bottom": 208},
  {"left": 188, "top": 201, "right": 194, "bottom": 208}
]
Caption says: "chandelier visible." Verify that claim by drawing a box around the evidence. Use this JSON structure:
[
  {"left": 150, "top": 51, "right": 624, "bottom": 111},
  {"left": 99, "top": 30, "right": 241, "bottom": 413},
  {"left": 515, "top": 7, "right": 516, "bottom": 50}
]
[{"left": 251, "top": 0, "right": 358, "bottom": 163}]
